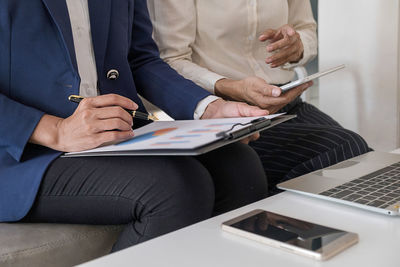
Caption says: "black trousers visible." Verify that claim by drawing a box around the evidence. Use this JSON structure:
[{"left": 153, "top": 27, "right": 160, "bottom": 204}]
[
  {"left": 23, "top": 143, "right": 267, "bottom": 251},
  {"left": 251, "top": 98, "right": 372, "bottom": 193}
]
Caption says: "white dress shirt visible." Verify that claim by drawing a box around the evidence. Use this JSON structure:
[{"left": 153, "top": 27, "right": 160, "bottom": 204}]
[
  {"left": 66, "top": 0, "right": 98, "bottom": 97},
  {"left": 147, "top": 0, "right": 318, "bottom": 93},
  {"left": 66, "top": 0, "right": 215, "bottom": 119}
]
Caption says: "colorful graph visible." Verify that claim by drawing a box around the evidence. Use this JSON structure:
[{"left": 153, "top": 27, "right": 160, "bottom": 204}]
[
  {"left": 170, "top": 134, "right": 202, "bottom": 140},
  {"left": 152, "top": 141, "right": 191, "bottom": 146},
  {"left": 189, "top": 129, "right": 221, "bottom": 133},
  {"left": 117, "top": 128, "right": 177, "bottom": 146},
  {"left": 205, "top": 123, "right": 236, "bottom": 127}
]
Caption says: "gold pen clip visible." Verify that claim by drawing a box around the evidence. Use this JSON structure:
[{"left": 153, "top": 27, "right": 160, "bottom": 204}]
[
  {"left": 68, "top": 95, "right": 84, "bottom": 101},
  {"left": 131, "top": 110, "right": 159, "bottom": 121},
  {"left": 148, "top": 114, "right": 159, "bottom": 121}
]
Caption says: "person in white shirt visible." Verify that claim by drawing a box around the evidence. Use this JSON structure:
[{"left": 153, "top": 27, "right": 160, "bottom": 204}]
[{"left": 147, "top": 0, "right": 371, "bottom": 193}]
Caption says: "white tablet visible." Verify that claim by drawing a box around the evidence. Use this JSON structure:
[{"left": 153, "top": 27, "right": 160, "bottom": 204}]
[{"left": 281, "top": 64, "right": 345, "bottom": 92}]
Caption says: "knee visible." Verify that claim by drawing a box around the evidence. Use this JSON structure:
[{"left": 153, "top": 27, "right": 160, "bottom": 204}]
[
  {"left": 204, "top": 143, "right": 268, "bottom": 212},
  {"left": 225, "top": 143, "right": 269, "bottom": 199},
  {"left": 142, "top": 157, "right": 215, "bottom": 226},
  {"left": 329, "top": 127, "right": 371, "bottom": 158}
]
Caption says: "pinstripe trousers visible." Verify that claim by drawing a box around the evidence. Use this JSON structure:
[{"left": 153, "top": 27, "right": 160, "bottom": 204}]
[{"left": 250, "top": 97, "right": 372, "bottom": 194}]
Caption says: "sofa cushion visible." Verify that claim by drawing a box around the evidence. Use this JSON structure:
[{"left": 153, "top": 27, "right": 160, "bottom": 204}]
[{"left": 0, "top": 223, "right": 123, "bottom": 267}]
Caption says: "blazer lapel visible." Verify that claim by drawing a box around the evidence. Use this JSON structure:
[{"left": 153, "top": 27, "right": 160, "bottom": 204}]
[
  {"left": 88, "top": 0, "right": 112, "bottom": 77},
  {"left": 41, "top": 0, "right": 78, "bottom": 71}
]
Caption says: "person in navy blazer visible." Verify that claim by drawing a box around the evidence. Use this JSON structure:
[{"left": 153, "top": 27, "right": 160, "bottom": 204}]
[{"left": 0, "top": 0, "right": 270, "bottom": 250}]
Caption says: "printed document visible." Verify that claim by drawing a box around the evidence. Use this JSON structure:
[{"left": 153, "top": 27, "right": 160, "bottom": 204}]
[{"left": 65, "top": 114, "right": 284, "bottom": 156}]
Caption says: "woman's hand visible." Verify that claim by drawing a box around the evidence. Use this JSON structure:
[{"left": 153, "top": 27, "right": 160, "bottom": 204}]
[
  {"left": 259, "top": 24, "right": 304, "bottom": 68},
  {"left": 215, "top": 77, "right": 312, "bottom": 114},
  {"left": 239, "top": 132, "right": 261, "bottom": 145},
  {"left": 30, "top": 94, "right": 137, "bottom": 152}
]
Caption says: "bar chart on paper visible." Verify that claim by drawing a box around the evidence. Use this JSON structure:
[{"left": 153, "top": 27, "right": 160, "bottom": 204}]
[
  {"left": 117, "top": 128, "right": 179, "bottom": 146},
  {"left": 117, "top": 128, "right": 214, "bottom": 147},
  {"left": 117, "top": 122, "right": 242, "bottom": 148}
]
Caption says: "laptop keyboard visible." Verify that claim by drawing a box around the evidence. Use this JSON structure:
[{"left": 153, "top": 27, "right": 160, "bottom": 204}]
[{"left": 319, "top": 162, "right": 400, "bottom": 209}]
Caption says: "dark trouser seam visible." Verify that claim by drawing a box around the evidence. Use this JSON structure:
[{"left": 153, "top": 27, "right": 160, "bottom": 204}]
[{"left": 134, "top": 206, "right": 151, "bottom": 244}]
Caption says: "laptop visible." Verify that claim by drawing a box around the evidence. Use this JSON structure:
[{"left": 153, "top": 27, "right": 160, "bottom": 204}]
[{"left": 278, "top": 151, "right": 400, "bottom": 216}]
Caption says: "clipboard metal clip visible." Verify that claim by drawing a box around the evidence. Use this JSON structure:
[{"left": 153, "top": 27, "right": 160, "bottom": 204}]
[{"left": 216, "top": 117, "right": 271, "bottom": 140}]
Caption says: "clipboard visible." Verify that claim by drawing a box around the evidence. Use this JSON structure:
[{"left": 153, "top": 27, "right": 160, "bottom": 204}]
[
  {"left": 191, "top": 114, "right": 295, "bottom": 156},
  {"left": 63, "top": 114, "right": 296, "bottom": 157}
]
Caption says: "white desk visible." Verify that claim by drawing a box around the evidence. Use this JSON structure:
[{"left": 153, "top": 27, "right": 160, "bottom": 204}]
[{"left": 80, "top": 192, "right": 400, "bottom": 267}]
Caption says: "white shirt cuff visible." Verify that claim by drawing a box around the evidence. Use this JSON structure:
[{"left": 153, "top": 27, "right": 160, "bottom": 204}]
[
  {"left": 193, "top": 95, "right": 221, "bottom": 120},
  {"left": 201, "top": 73, "right": 226, "bottom": 94}
]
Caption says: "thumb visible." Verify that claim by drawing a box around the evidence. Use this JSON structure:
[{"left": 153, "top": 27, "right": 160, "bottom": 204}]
[
  {"left": 262, "top": 85, "right": 282, "bottom": 97},
  {"left": 259, "top": 29, "right": 276, "bottom": 41},
  {"left": 249, "top": 77, "right": 281, "bottom": 97},
  {"left": 250, "top": 132, "right": 260, "bottom": 142}
]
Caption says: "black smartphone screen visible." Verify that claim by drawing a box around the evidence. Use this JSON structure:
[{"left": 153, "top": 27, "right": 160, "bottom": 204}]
[{"left": 230, "top": 211, "right": 347, "bottom": 251}]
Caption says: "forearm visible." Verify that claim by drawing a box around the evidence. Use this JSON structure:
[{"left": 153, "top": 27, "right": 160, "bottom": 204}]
[
  {"left": 130, "top": 0, "right": 211, "bottom": 120},
  {"left": 214, "top": 78, "right": 244, "bottom": 102},
  {"left": 29, "top": 114, "right": 63, "bottom": 151},
  {"left": 285, "top": 0, "right": 317, "bottom": 67},
  {"left": 168, "top": 59, "right": 225, "bottom": 94},
  {"left": 295, "top": 29, "right": 317, "bottom": 65},
  {"left": 148, "top": 0, "right": 225, "bottom": 93},
  {"left": 0, "top": 94, "right": 45, "bottom": 161},
  {"left": 133, "top": 58, "right": 210, "bottom": 120}
]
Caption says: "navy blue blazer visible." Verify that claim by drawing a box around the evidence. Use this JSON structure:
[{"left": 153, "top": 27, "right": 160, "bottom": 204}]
[{"left": 0, "top": 0, "right": 210, "bottom": 222}]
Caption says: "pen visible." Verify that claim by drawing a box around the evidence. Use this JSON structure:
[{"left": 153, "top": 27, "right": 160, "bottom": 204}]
[{"left": 68, "top": 95, "right": 158, "bottom": 121}]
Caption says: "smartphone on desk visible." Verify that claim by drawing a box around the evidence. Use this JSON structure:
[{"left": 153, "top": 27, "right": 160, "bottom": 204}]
[
  {"left": 222, "top": 209, "right": 358, "bottom": 261},
  {"left": 280, "top": 64, "right": 345, "bottom": 93}
]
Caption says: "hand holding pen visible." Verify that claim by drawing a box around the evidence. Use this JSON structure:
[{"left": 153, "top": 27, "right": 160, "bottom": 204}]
[
  {"left": 33, "top": 94, "right": 143, "bottom": 152},
  {"left": 62, "top": 94, "right": 140, "bottom": 150},
  {"left": 69, "top": 95, "right": 158, "bottom": 121}
]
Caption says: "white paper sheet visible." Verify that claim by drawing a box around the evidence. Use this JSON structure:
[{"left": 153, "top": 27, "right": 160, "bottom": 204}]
[{"left": 65, "top": 114, "right": 284, "bottom": 156}]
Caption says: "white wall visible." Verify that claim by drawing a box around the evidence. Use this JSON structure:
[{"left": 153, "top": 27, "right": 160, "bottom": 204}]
[{"left": 318, "top": 0, "right": 400, "bottom": 151}]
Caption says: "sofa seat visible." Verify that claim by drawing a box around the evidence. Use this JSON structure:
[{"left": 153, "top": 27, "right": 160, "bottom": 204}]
[{"left": 0, "top": 223, "right": 123, "bottom": 267}]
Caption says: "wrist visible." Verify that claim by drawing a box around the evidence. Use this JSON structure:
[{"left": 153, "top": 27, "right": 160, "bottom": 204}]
[
  {"left": 291, "top": 51, "right": 304, "bottom": 64},
  {"left": 214, "top": 78, "right": 244, "bottom": 102},
  {"left": 293, "top": 43, "right": 304, "bottom": 63},
  {"left": 54, "top": 117, "right": 66, "bottom": 151},
  {"left": 29, "top": 114, "right": 64, "bottom": 151},
  {"left": 201, "top": 98, "right": 226, "bottom": 119}
]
